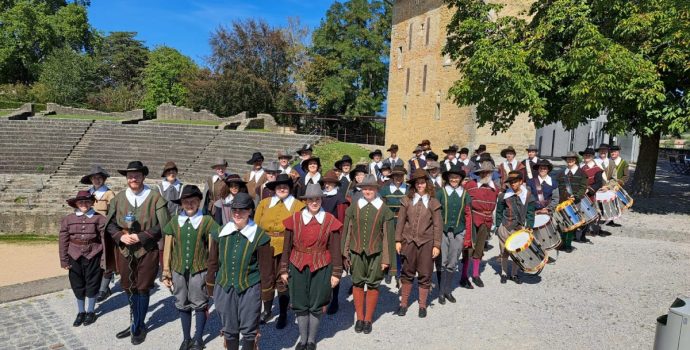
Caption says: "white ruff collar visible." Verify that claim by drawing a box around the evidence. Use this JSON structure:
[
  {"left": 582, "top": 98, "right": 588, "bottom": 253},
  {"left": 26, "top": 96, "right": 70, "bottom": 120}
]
[{"left": 219, "top": 219, "right": 258, "bottom": 242}]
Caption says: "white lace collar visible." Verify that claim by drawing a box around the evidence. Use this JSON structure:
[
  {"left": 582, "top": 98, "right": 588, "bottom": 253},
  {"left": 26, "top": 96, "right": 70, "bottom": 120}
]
[
  {"left": 412, "top": 193, "right": 430, "bottom": 208},
  {"left": 305, "top": 172, "right": 321, "bottom": 184},
  {"left": 357, "top": 197, "right": 383, "bottom": 209},
  {"left": 504, "top": 185, "right": 528, "bottom": 204},
  {"left": 324, "top": 187, "right": 338, "bottom": 196},
  {"left": 302, "top": 208, "right": 325, "bottom": 225},
  {"left": 75, "top": 208, "right": 95, "bottom": 218},
  {"left": 219, "top": 219, "right": 258, "bottom": 242},
  {"left": 390, "top": 182, "right": 407, "bottom": 194},
  {"left": 125, "top": 185, "right": 151, "bottom": 208},
  {"left": 269, "top": 195, "right": 296, "bottom": 209},
  {"left": 445, "top": 185, "right": 464, "bottom": 197},
  {"left": 613, "top": 157, "right": 622, "bottom": 166},
  {"left": 566, "top": 165, "right": 579, "bottom": 175},
  {"left": 538, "top": 175, "right": 552, "bottom": 187},
  {"left": 161, "top": 179, "right": 181, "bottom": 192},
  {"left": 477, "top": 180, "right": 496, "bottom": 190},
  {"left": 249, "top": 168, "right": 265, "bottom": 182},
  {"left": 90, "top": 185, "right": 110, "bottom": 200},
  {"left": 178, "top": 209, "right": 203, "bottom": 229}
]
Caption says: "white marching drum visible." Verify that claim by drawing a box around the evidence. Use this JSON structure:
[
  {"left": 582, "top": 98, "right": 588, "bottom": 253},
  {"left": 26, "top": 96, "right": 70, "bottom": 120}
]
[
  {"left": 504, "top": 229, "right": 549, "bottom": 274},
  {"left": 579, "top": 196, "right": 599, "bottom": 225},
  {"left": 595, "top": 191, "right": 621, "bottom": 222},
  {"left": 532, "top": 214, "right": 561, "bottom": 250}
]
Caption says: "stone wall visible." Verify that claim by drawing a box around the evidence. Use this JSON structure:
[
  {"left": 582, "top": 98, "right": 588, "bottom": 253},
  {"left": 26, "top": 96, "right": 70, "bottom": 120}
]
[
  {"left": 156, "top": 103, "right": 223, "bottom": 121},
  {"left": 384, "top": 0, "right": 536, "bottom": 157},
  {"left": 45, "top": 103, "right": 144, "bottom": 120},
  {"left": 5, "top": 103, "right": 33, "bottom": 119}
]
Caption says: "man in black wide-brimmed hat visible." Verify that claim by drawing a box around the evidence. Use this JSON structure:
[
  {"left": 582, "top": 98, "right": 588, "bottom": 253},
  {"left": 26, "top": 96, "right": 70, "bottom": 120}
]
[
  {"left": 244, "top": 152, "right": 267, "bottom": 201},
  {"left": 106, "top": 161, "right": 170, "bottom": 345}
]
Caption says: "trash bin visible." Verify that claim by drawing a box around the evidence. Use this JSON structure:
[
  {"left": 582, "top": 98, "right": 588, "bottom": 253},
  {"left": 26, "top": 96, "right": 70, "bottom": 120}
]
[{"left": 654, "top": 297, "right": 690, "bottom": 350}]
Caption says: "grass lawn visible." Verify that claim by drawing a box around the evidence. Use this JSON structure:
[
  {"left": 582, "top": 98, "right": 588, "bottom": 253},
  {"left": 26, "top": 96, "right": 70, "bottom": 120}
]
[
  {"left": 312, "top": 140, "right": 371, "bottom": 170},
  {"left": 0, "top": 234, "right": 58, "bottom": 244},
  {"left": 0, "top": 110, "right": 10, "bottom": 117},
  {"left": 46, "top": 114, "right": 125, "bottom": 121},
  {"left": 151, "top": 119, "right": 221, "bottom": 126}
]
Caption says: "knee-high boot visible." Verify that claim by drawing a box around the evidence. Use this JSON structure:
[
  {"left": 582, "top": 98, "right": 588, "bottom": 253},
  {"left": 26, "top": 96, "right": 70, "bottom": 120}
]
[{"left": 276, "top": 293, "right": 289, "bottom": 329}]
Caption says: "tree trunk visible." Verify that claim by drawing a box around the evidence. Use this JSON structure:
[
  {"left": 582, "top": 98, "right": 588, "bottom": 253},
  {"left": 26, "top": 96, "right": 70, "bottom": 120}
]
[{"left": 631, "top": 131, "right": 660, "bottom": 198}]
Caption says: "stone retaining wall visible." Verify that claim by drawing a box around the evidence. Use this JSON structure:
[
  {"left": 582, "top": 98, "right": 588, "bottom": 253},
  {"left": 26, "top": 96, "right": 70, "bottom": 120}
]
[
  {"left": 45, "top": 103, "right": 144, "bottom": 120},
  {"left": 156, "top": 103, "right": 223, "bottom": 121}
]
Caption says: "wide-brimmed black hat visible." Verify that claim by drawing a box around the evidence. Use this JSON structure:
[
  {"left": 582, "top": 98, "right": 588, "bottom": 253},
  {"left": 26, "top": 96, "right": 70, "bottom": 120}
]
[
  {"left": 500, "top": 146, "right": 517, "bottom": 158},
  {"left": 224, "top": 174, "right": 247, "bottom": 186},
  {"left": 426, "top": 151, "right": 439, "bottom": 161},
  {"left": 301, "top": 157, "right": 321, "bottom": 172},
  {"left": 349, "top": 164, "right": 368, "bottom": 181},
  {"left": 609, "top": 145, "right": 621, "bottom": 151},
  {"left": 334, "top": 155, "right": 353, "bottom": 170},
  {"left": 368, "top": 149, "right": 383, "bottom": 159},
  {"left": 171, "top": 185, "right": 203, "bottom": 205},
  {"left": 380, "top": 162, "right": 391, "bottom": 171},
  {"left": 387, "top": 144, "right": 399, "bottom": 153},
  {"left": 505, "top": 171, "right": 524, "bottom": 183},
  {"left": 230, "top": 192, "right": 254, "bottom": 210},
  {"left": 533, "top": 159, "right": 553, "bottom": 172},
  {"left": 66, "top": 190, "right": 95, "bottom": 208},
  {"left": 561, "top": 151, "right": 579, "bottom": 159},
  {"left": 161, "top": 161, "right": 178, "bottom": 177},
  {"left": 526, "top": 144, "right": 538, "bottom": 152},
  {"left": 80, "top": 165, "right": 109, "bottom": 185},
  {"left": 579, "top": 148, "right": 595, "bottom": 156},
  {"left": 442, "top": 164, "right": 466, "bottom": 181},
  {"left": 246, "top": 152, "right": 264, "bottom": 165},
  {"left": 477, "top": 152, "right": 495, "bottom": 165},
  {"left": 475, "top": 144, "right": 487, "bottom": 153},
  {"left": 595, "top": 143, "right": 610, "bottom": 152},
  {"left": 118, "top": 161, "right": 149, "bottom": 176},
  {"left": 443, "top": 144, "right": 459, "bottom": 154},
  {"left": 296, "top": 144, "right": 313, "bottom": 156},
  {"left": 391, "top": 166, "right": 407, "bottom": 176},
  {"left": 459, "top": 147, "right": 469, "bottom": 155},
  {"left": 266, "top": 173, "right": 294, "bottom": 191}
]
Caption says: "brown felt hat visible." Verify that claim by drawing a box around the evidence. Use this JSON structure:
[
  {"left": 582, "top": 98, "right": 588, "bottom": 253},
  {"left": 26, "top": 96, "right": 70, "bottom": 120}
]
[
  {"left": 387, "top": 144, "right": 399, "bottom": 152},
  {"left": 500, "top": 146, "right": 517, "bottom": 158},
  {"left": 320, "top": 170, "right": 340, "bottom": 184},
  {"left": 407, "top": 168, "right": 429, "bottom": 184},
  {"left": 80, "top": 165, "right": 109, "bottom": 185},
  {"left": 66, "top": 190, "right": 95, "bottom": 208},
  {"left": 161, "top": 161, "right": 178, "bottom": 177}
]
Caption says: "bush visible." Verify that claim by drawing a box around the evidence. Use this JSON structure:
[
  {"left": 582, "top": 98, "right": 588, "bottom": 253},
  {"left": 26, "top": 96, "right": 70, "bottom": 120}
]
[{"left": 87, "top": 85, "right": 144, "bottom": 112}]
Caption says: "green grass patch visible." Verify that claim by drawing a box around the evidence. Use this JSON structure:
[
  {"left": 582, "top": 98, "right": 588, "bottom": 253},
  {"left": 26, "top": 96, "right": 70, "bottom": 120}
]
[
  {"left": 0, "top": 110, "right": 10, "bottom": 117},
  {"left": 46, "top": 114, "right": 125, "bottom": 121},
  {"left": 0, "top": 234, "right": 58, "bottom": 244},
  {"left": 312, "top": 140, "right": 371, "bottom": 171},
  {"left": 150, "top": 119, "right": 221, "bottom": 126},
  {"left": 245, "top": 128, "right": 271, "bottom": 132}
]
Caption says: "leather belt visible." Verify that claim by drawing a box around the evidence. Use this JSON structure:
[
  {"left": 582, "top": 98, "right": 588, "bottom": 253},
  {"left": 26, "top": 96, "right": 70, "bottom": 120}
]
[
  {"left": 70, "top": 238, "right": 96, "bottom": 246},
  {"left": 295, "top": 246, "right": 327, "bottom": 254},
  {"left": 267, "top": 231, "right": 284, "bottom": 237}
]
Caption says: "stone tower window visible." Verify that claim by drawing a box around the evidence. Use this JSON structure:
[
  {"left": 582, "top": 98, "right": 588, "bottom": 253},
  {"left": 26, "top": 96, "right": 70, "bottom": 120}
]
[
  {"left": 425, "top": 17, "right": 430, "bottom": 46},
  {"left": 434, "top": 90, "right": 442, "bottom": 120},
  {"left": 402, "top": 104, "right": 408, "bottom": 119},
  {"left": 408, "top": 22, "right": 413, "bottom": 50},
  {"left": 405, "top": 68, "right": 410, "bottom": 95},
  {"left": 422, "top": 65, "right": 427, "bottom": 92},
  {"left": 397, "top": 46, "right": 403, "bottom": 69}
]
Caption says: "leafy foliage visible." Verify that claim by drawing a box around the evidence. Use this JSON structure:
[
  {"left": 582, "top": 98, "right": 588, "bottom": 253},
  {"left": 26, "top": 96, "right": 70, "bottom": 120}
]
[
  {"left": 36, "top": 47, "right": 100, "bottom": 105},
  {"left": 140, "top": 46, "right": 197, "bottom": 115}
]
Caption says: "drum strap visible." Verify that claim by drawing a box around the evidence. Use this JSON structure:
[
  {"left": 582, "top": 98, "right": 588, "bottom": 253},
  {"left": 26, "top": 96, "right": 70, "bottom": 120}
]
[
  {"left": 533, "top": 178, "right": 546, "bottom": 204},
  {"left": 525, "top": 160, "right": 533, "bottom": 179},
  {"left": 565, "top": 173, "right": 574, "bottom": 196}
]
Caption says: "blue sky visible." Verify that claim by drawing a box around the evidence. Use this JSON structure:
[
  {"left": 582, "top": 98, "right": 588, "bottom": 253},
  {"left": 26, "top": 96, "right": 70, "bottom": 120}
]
[{"left": 88, "top": 0, "right": 336, "bottom": 65}]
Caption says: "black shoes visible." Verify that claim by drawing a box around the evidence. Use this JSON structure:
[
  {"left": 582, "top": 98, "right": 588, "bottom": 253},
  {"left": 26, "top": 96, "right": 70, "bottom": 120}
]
[
  {"left": 97, "top": 288, "right": 111, "bottom": 303},
  {"left": 305, "top": 343, "right": 316, "bottom": 350},
  {"left": 599, "top": 230, "right": 612, "bottom": 236},
  {"left": 396, "top": 306, "right": 408, "bottom": 316},
  {"left": 511, "top": 275, "right": 522, "bottom": 284},
  {"left": 459, "top": 278, "right": 474, "bottom": 289},
  {"left": 445, "top": 293, "right": 456, "bottom": 303},
  {"left": 116, "top": 327, "right": 131, "bottom": 339},
  {"left": 189, "top": 339, "right": 205, "bottom": 350},
  {"left": 472, "top": 277, "right": 484, "bottom": 288},
  {"left": 500, "top": 275, "right": 508, "bottom": 284},
  {"left": 418, "top": 307, "right": 427, "bottom": 318},
  {"left": 438, "top": 293, "right": 446, "bottom": 305},
  {"left": 73, "top": 312, "right": 85, "bottom": 327},
  {"left": 83, "top": 312, "right": 97, "bottom": 326},
  {"left": 131, "top": 328, "right": 147, "bottom": 345},
  {"left": 179, "top": 339, "right": 192, "bottom": 350},
  {"left": 296, "top": 343, "right": 307, "bottom": 350},
  {"left": 362, "top": 321, "right": 372, "bottom": 334},
  {"left": 606, "top": 221, "right": 622, "bottom": 227},
  {"left": 354, "top": 320, "right": 364, "bottom": 333}
]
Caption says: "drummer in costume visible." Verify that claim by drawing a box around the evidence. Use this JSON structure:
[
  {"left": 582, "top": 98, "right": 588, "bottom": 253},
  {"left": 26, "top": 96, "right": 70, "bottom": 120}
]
[
  {"left": 461, "top": 162, "right": 499, "bottom": 288},
  {"left": 59, "top": 190, "right": 107, "bottom": 327},
  {"left": 295, "top": 157, "right": 322, "bottom": 198},
  {"left": 594, "top": 143, "right": 616, "bottom": 182},
  {"left": 254, "top": 173, "right": 306, "bottom": 329},
  {"left": 80, "top": 165, "right": 117, "bottom": 303},
  {"left": 382, "top": 144, "right": 404, "bottom": 170},
  {"left": 280, "top": 184, "right": 343, "bottom": 349},
  {"left": 441, "top": 145, "right": 460, "bottom": 172},
  {"left": 556, "top": 151, "right": 588, "bottom": 252},
  {"left": 607, "top": 145, "right": 629, "bottom": 227},
  {"left": 213, "top": 174, "right": 248, "bottom": 226},
  {"left": 258, "top": 161, "right": 281, "bottom": 201},
  {"left": 342, "top": 174, "right": 397, "bottom": 334},
  {"left": 580, "top": 147, "right": 609, "bottom": 238},
  {"left": 369, "top": 149, "right": 384, "bottom": 180},
  {"left": 206, "top": 193, "right": 273, "bottom": 350},
  {"left": 203, "top": 158, "right": 230, "bottom": 216},
  {"left": 107, "top": 161, "right": 170, "bottom": 345},
  {"left": 378, "top": 166, "right": 408, "bottom": 287},
  {"left": 244, "top": 152, "right": 267, "bottom": 201},
  {"left": 495, "top": 171, "right": 535, "bottom": 284},
  {"left": 435, "top": 165, "right": 472, "bottom": 304},
  {"left": 395, "top": 169, "right": 442, "bottom": 318},
  {"left": 161, "top": 185, "right": 219, "bottom": 350},
  {"left": 409, "top": 145, "right": 427, "bottom": 173},
  {"left": 527, "top": 159, "right": 559, "bottom": 214},
  {"left": 335, "top": 155, "right": 353, "bottom": 193},
  {"left": 319, "top": 170, "right": 349, "bottom": 314},
  {"left": 498, "top": 146, "right": 525, "bottom": 188},
  {"left": 522, "top": 145, "right": 540, "bottom": 181}
]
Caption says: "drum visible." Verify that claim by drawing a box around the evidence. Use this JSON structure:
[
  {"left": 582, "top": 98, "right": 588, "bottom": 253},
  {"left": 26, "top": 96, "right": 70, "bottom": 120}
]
[
  {"left": 504, "top": 229, "right": 549, "bottom": 274},
  {"left": 596, "top": 191, "right": 621, "bottom": 222},
  {"left": 553, "top": 198, "right": 585, "bottom": 232},
  {"left": 532, "top": 214, "right": 561, "bottom": 250},
  {"left": 614, "top": 185, "right": 634, "bottom": 210},
  {"left": 579, "top": 196, "right": 599, "bottom": 224}
]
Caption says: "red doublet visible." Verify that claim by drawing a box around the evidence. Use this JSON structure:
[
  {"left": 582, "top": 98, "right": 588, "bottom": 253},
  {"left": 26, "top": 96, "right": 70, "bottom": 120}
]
[
  {"left": 283, "top": 212, "right": 343, "bottom": 272},
  {"left": 463, "top": 180, "right": 498, "bottom": 228},
  {"left": 581, "top": 164, "right": 602, "bottom": 200}
]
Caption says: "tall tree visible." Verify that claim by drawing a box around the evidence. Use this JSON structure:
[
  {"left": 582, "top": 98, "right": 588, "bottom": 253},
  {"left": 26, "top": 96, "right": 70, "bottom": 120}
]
[
  {"left": 37, "top": 47, "right": 99, "bottom": 105},
  {"left": 0, "top": 0, "right": 95, "bottom": 83},
  {"left": 305, "top": 0, "right": 391, "bottom": 116},
  {"left": 140, "top": 46, "right": 197, "bottom": 115},
  {"left": 443, "top": 0, "right": 689, "bottom": 197},
  {"left": 95, "top": 32, "right": 149, "bottom": 87}
]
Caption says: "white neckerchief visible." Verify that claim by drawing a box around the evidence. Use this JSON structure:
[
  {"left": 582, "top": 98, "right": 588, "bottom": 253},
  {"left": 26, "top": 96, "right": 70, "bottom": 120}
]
[
  {"left": 212, "top": 175, "right": 221, "bottom": 183},
  {"left": 460, "top": 158, "right": 469, "bottom": 166},
  {"left": 445, "top": 185, "right": 464, "bottom": 197},
  {"left": 125, "top": 185, "right": 151, "bottom": 208},
  {"left": 412, "top": 193, "right": 430, "bottom": 208},
  {"left": 613, "top": 157, "right": 622, "bottom": 166},
  {"left": 269, "top": 195, "right": 296, "bottom": 209},
  {"left": 280, "top": 166, "right": 292, "bottom": 175},
  {"left": 219, "top": 219, "right": 258, "bottom": 242},
  {"left": 477, "top": 180, "right": 496, "bottom": 190},
  {"left": 530, "top": 156, "right": 539, "bottom": 163},
  {"left": 161, "top": 179, "right": 181, "bottom": 192},
  {"left": 223, "top": 193, "right": 235, "bottom": 204},
  {"left": 445, "top": 159, "right": 458, "bottom": 167},
  {"left": 249, "top": 168, "right": 265, "bottom": 182},
  {"left": 305, "top": 172, "right": 321, "bottom": 184},
  {"left": 369, "top": 162, "right": 382, "bottom": 174},
  {"left": 566, "top": 165, "right": 579, "bottom": 175},
  {"left": 357, "top": 197, "right": 383, "bottom": 209},
  {"left": 75, "top": 208, "right": 95, "bottom": 218},
  {"left": 302, "top": 208, "right": 325, "bottom": 225},
  {"left": 178, "top": 209, "right": 203, "bottom": 229},
  {"left": 324, "top": 187, "right": 338, "bottom": 196},
  {"left": 339, "top": 173, "right": 349, "bottom": 181},
  {"left": 503, "top": 159, "right": 518, "bottom": 171},
  {"left": 90, "top": 185, "right": 109, "bottom": 200},
  {"left": 539, "top": 175, "right": 553, "bottom": 187},
  {"left": 504, "top": 184, "right": 528, "bottom": 205},
  {"left": 430, "top": 175, "right": 442, "bottom": 187},
  {"left": 390, "top": 182, "right": 407, "bottom": 194},
  {"left": 381, "top": 175, "right": 390, "bottom": 182}
]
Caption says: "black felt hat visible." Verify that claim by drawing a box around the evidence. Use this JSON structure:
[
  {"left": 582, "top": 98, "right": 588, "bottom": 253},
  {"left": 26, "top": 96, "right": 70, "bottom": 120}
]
[
  {"left": 246, "top": 152, "right": 264, "bottom": 165},
  {"left": 368, "top": 149, "right": 383, "bottom": 159},
  {"left": 171, "top": 185, "right": 203, "bottom": 205},
  {"left": 334, "top": 155, "right": 353, "bottom": 170},
  {"left": 533, "top": 159, "right": 553, "bottom": 172},
  {"left": 230, "top": 192, "right": 254, "bottom": 210},
  {"left": 118, "top": 161, "right": 149, "bottom": 177},
  {"left": 266, "top": 173, "right": 294, "bottom": 191},
  {"left": 66, "top": 190, "right": 95, "bottom": 208},
  {"left": 349, "top": 164, "right": 368, "bottom": 181},
  {"left": 579, "top": 148, "right": 595, "bottom": 156},
  {"left": 301, "top": 157, "right": 321, "bottom": 172},
  {"left": 442, "top": 164, "right": 466, "bottom": 181},
  {"left": 80, "top": 165, "right": 109, "bottom": 185}
]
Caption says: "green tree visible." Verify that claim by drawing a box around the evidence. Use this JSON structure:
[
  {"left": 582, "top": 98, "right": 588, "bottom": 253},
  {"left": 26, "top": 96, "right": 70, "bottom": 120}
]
[
  {"left": 305, "top": 0, "right": 391, "bottom": 116},
  {"left": 37, "top": 47, "right": 99, "bottom": 105},
  {"left": 443, "top": 0, "right": 689, "bottom": 197},
  {"left": 140, "top": 46, "right": 197, "bottom": 115},
  {"left": 0, "top": 0, "right": 95, "bottom": 83},
  {"left": 95, "top": 32, "right": 149, "bottom": 87}
]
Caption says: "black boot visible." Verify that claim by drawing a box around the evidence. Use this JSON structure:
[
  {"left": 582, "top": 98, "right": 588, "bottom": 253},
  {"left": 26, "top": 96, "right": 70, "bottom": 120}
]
[
  {"left": 276, "top": 294, "right": 289, "bottom": 329},
  {"left": 260, "top": 299, "right": 273, "bottom": 324},
  {"left": 241, "top": 339, "right": 255, "bottom": 350},
  {"left": 327, "top": 284, "right": 339, "bottom": 315},
  {"left": 73, "top": 312, "right": 85, "bottom": 327},
  {"left": 225, "top": 338, "right": 239, "bottom": 350},
  {"left": 438, "top": 292, "right": 446, "bottom": 305}
]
